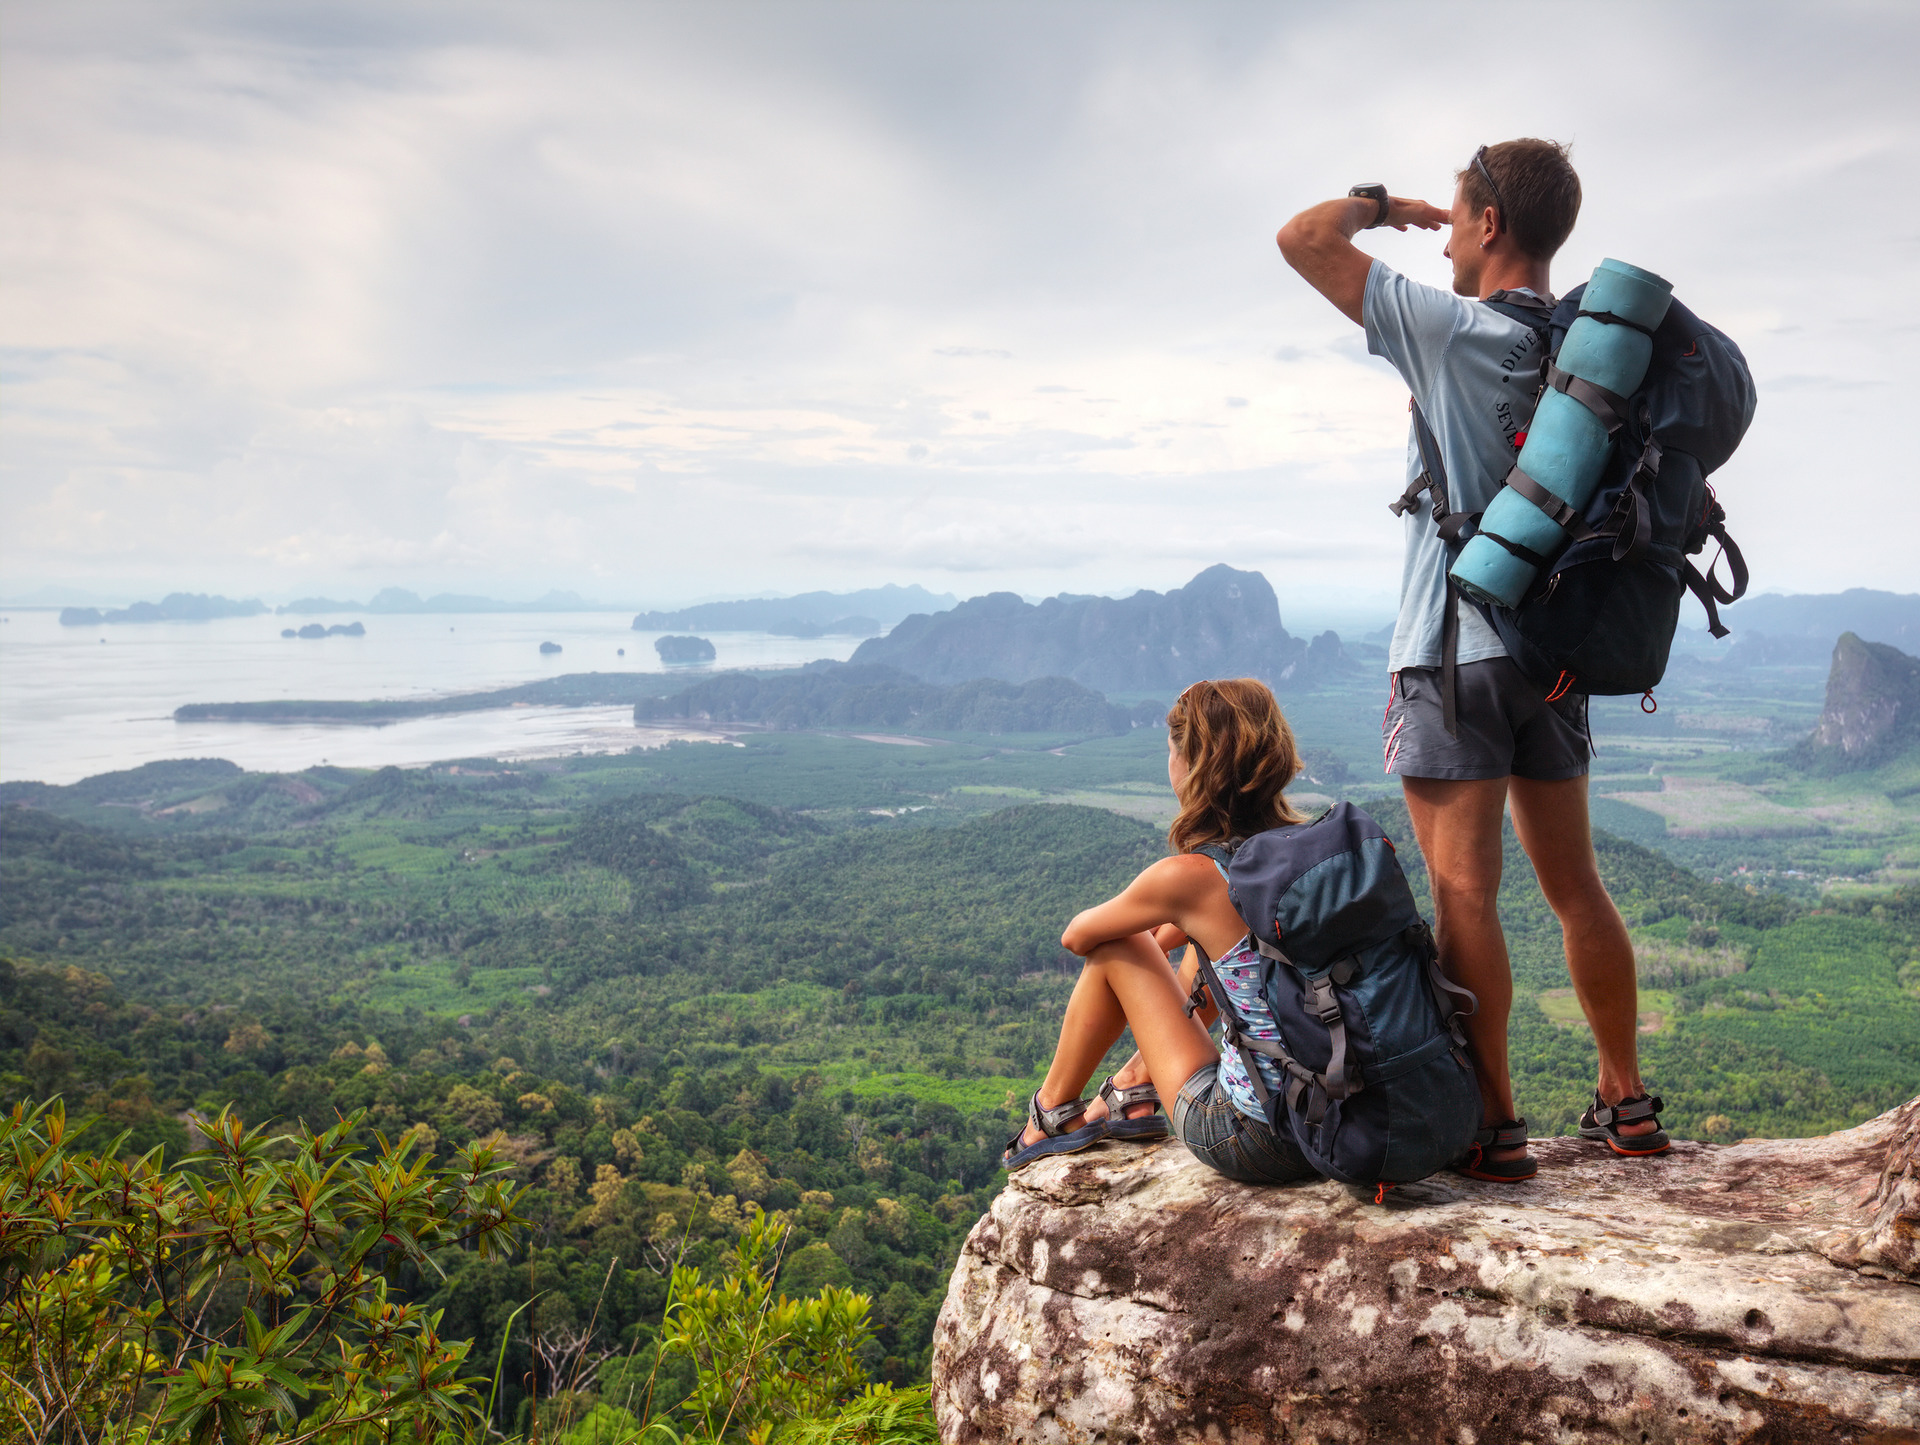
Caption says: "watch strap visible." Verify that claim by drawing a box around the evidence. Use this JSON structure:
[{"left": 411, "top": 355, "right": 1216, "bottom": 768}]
[{"left": 1348, "top": 184, "right": 1390, "bottom": 229}]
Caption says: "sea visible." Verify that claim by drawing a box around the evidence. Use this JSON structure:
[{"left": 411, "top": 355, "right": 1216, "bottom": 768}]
[{"left": 0, "top": 609, "right": 865, "bottom": 786}]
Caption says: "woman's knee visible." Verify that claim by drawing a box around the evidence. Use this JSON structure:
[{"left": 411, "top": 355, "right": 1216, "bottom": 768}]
[{"left": 1084, "top": 933, "right": 1162, "bottom": 969}]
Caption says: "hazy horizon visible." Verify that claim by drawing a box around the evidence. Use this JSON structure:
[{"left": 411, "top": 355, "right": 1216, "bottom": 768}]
[{"left": 5, "top": 2, "right": 1917, "bottom": 610}]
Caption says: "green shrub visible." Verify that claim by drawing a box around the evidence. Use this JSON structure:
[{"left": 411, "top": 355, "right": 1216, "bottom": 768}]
[{"left": 0, "top": 1098, "right": 526, "bottom": 1445}]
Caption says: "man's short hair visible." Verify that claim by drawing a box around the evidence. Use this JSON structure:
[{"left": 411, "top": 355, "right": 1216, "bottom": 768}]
[{"left": 1457, "top": 139, "right": 1581, "bottom": 261}]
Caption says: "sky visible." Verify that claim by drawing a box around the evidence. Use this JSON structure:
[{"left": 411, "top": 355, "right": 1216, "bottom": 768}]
[{"left": 3, "top": 1, "right": 1916, "bottom": 616}]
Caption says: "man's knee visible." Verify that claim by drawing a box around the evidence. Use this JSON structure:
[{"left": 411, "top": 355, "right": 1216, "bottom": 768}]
[
  {"left": 1429, "top": 865, "right": 1502, "bottom": 923},
  {"left": 1537, "top": 860, "right": 1620, "bottom": 924}
]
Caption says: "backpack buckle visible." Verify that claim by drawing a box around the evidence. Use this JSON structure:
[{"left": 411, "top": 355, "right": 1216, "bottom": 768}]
[{"left": 1308, "top": 976, "right": 1343, "bottom": 1025}]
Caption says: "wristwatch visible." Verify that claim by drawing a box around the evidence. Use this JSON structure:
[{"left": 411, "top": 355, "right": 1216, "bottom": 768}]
[{"left": 1349, "top": 183, "right": 1390, "bottom": 228}]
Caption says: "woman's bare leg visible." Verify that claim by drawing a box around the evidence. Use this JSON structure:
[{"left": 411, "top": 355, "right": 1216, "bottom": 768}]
[{"left": 1018, "top": 932, "right": 1219, "bottom": 1149}]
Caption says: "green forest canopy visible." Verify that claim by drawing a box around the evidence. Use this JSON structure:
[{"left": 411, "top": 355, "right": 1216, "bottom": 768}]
[{"left": 3, "top": 740, "right": 1916, "bottom": 1417}]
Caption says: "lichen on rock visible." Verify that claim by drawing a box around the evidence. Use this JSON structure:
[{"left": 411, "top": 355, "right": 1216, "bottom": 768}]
[{"left": 932, "top": 1097, "right": 1920, "bottom": 1443}]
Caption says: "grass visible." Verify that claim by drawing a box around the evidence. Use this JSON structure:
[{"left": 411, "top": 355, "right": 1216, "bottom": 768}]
[
  {"left": 844, "top": 1070, "right": 1046, "bottom": 1114},
  {"left": 361, "top": 959, "right": 548, "bottom": 1013},
  {"left": 1535, "top": 987, "right": 1677, "bottom": 1034}
]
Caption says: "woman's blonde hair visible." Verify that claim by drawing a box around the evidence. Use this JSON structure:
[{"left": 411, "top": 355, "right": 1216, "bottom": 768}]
[{"left": 1165, "top": 678, "right": 1304, "bottom": 854}]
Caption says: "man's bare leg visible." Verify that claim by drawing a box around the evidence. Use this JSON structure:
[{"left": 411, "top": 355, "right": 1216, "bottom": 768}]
[
  {"left": 1508, "top": 776, "right": 1655, "bottom": 1138},
  {"left": 1401, "top": 775, "right": 1524, "bottom": 1159}
]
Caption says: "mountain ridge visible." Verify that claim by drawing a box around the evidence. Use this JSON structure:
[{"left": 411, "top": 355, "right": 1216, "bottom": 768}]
[
  {"left": 848, "top": 565, "right": 1341, "bottom": 692},
  {"left": 631, "top": 584, "right": 955, "bottom": 636},
  {"left": 1801, "top": 631, "right": 1920, "bottom": 770}
]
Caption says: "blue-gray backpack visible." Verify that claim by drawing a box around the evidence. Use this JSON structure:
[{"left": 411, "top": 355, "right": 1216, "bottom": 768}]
[
  {"left": 1189, "top": 802, "right": 1481, "bottom": 1190},
  {"left": 1395, "top": 287, "right": 1756, "bottom": 727}
]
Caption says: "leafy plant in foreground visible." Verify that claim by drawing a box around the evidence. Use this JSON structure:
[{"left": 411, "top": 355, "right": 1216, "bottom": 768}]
[
  {"left": 569, "top": 1208, "right": 937, "bottom": 1445},
  {"left": 0, "top": 1098, "right": 527, "bottom": 1445}
]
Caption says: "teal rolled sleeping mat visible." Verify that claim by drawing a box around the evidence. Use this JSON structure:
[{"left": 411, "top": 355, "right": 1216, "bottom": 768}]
[{"left": 1450, "top": 259, "right": 1674, "bottom": 608}]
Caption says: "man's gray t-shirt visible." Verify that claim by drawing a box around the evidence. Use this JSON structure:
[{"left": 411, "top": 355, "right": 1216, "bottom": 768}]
[{"left": 1364, "top": 260, "right": 1547, "bottom": 672}]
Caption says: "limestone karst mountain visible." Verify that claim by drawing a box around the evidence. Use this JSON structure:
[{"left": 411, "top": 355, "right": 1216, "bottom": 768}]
[
  {"left": 59, "top": 593, "right": 267, "bottom": 626},
  {"left": 1803, "top": 631, "right": 1920, "bottom": 769},
  {"left": 632, "top": 663, "right": 1136, "bottom": 735},
  {"left": 850, "top": 564, "right": 1343, "bottom": 692},
  {"left": 632, "top": 584, "right": 952, "bottom": 636}
]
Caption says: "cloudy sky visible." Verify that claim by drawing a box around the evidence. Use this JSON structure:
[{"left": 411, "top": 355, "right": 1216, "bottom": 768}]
[{"left": 3, "top": 1, "right": 1915, "bottom": 613}]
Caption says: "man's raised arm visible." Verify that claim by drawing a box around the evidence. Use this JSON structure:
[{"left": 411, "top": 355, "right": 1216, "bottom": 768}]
[{"left": 1276, "top": 195, "right": 1449, "bottom": 327}]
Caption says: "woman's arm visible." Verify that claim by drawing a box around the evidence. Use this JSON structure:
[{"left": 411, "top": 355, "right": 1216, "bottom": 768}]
[{"left": 1060, "top": 856, "right": 1219, "bottom": 957}]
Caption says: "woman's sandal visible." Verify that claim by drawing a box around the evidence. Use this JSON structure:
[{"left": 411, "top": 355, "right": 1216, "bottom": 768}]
[
  {"left": 1579, "top": 1091, "right": 1671, "bottom": 1156},
  {"left": 1097, "top": 1075, "right": 1170, "bottom": 1143},
  {"left": 1456, "top": 1118, "right": 1539, "bottom": 1182},
  {"left": 1001, "top": 1090, "right": 1106, "bottom": 1171}
]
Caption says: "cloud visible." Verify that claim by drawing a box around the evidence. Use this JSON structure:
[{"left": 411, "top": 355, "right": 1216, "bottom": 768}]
[{"left": 2, "top": 1, "right": 1918, "bottom": 603}]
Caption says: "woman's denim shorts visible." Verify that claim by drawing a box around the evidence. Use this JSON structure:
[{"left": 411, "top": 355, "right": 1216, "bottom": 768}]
[{"left": 1170, "top": 1061, "right": 1318, "bottom": 1184}]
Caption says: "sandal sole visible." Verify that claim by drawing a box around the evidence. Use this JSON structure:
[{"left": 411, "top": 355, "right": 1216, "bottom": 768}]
[
  {"left": 1456, "top": 1165, "right": 1538, "bottom": 1182},
  {"left": 1598, "top": 1136, "right": 1670, "bottom": 1157},
  {"left": 1580, "top": 1127, "right": 1671, "bottom": 1157},
  {"left": 1105, "top": 1117, "right": 1170, "bottom": 1142},
  {"left": 1002, "top": 1121, "right": 1107, "bottom": 1171}
]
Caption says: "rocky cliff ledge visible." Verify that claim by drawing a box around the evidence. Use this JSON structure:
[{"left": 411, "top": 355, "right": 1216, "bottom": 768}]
[{"left": 932, "top": 1097, "right": 1919, "bottom": 1444}]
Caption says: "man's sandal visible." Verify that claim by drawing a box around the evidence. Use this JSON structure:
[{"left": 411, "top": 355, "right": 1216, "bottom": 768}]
[
  {"left": 1579, "top": 1092, "right": 1671, "bottom": 1156},
  {"left": 1456, "top": 1118, "right": 1538, "bottom": 1182},
  {"left": 1097, "top": 1075, "right": 1170, "bottom": 1143},
  {"left": 1001, "top": 1090, "right": 1106, "bottom": 1171}
]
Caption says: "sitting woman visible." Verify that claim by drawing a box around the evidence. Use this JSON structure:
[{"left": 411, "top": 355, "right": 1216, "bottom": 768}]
[{"left": 1002, "top": 677, "right": 1316, "bottom": 1183}]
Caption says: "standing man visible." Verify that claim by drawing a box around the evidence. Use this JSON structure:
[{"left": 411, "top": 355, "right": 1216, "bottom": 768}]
[{"left": 1277, "top": 140, "right": 1664, "bottom": 1179}]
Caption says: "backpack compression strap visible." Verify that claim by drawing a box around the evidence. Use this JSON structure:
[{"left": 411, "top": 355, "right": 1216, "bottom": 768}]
[
  {"left": 1394, "top": 402, "right": 1483, "bottom": 739},
  {"left": 1182, "top": 938, "right": 1358, "bottom": 1127},
  {"left": 1682, "top": 495, "right": 1750, "bottom": 637}
]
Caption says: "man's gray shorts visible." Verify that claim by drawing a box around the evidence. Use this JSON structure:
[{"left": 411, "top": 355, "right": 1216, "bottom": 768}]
[{"left": 1382, "top": 656, "right": 1590, "bottom": 782}]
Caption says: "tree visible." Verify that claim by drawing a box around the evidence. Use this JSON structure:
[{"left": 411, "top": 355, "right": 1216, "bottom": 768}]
[{"left": 0, "top": 1098, "right": 526, "bottom": 1445}]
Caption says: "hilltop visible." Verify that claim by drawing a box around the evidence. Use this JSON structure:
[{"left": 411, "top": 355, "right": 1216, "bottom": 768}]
[
  {"left": 59, "top": 592, "right": 266, "bottom": 625},
  {"left": 633, "top": 663, "right": 1142, "bottom": 735},
  {"left": 631, "top": 584, "right": 955, "bottom": 637},
  {"left": 1712, "top": 587, "right": 1920, "bottom": 666},
  {"left": 1801, "top": 631, "right": 1920, "bottom": 770},
  {"left": 850, "top": 564, "right": 1349, "bottom": 691}
]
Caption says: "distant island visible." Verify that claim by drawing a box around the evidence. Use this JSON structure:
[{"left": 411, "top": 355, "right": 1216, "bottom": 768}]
[
  {"left": 634, "top": 663, "right": 1136, "bottom": 735},
  {"left": 632, "top": 584, "right": 953, "bottom": 636},
  {"left": 539, "top": 640, "right": 563, "bottom": 654},
  {"left": 60, "top": 594, "right": 267, "bottom": 626},
  {"left": 280, "top": 622, "right": 366, "bottom": 639},
  {"left": 655, "top": 635, "right": 716, "bottom": 663},
  {"left": 276, "top": 587, "right": 613, "bottom": 615},
  {"left": 173, "top": 672, "right": 682, "bottom": 725},
  {"left": 849, "top": 564, "right": 1355, "bottom": 693}
]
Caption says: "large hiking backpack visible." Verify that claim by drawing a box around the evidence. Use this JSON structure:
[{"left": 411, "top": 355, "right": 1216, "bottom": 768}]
[
  {"left": 1401, "top": 287, "right": 1756, "bottom": 709},
  {"left": 1189, "top": 802, "right": 1480, "bottom": 1188}
]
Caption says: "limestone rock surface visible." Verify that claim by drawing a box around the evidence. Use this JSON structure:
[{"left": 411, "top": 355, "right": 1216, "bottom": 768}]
[
  {"left": 1809, "top": 632, "right": 1920, "bottom": 765},
  {"left": 932, "top": 1098, "right": 1920, "bottom": 1444}
]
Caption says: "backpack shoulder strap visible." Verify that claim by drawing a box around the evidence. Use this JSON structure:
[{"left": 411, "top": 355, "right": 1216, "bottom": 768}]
[
  {"left": 1191, "top": 840, "right": 1236, "bottom": 882},
  {"left": 1389, "top": 399, "right": 1471, "bottom": 537},
  {"left": 1482, "top": 289, "right": 1556, "bottom": 329}
]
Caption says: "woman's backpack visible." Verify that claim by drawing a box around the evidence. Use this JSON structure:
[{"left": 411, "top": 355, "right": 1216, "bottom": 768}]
[{"left": 1191, "top": 802, "right": 1480, "bottom": 1187}]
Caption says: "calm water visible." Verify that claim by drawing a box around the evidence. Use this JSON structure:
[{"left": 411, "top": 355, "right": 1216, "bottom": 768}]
[{"left": 0, "top": 610, "right": 864, "bottom": 784}]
